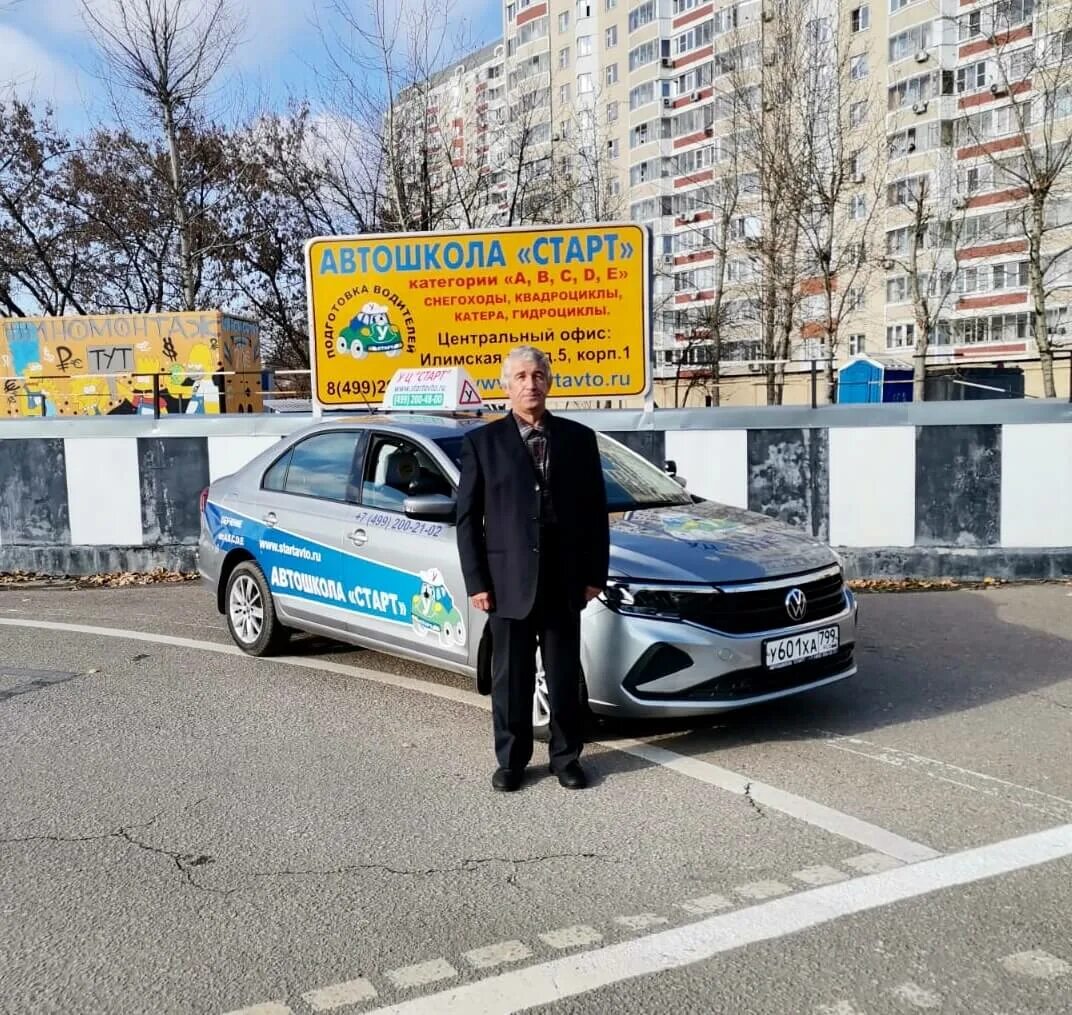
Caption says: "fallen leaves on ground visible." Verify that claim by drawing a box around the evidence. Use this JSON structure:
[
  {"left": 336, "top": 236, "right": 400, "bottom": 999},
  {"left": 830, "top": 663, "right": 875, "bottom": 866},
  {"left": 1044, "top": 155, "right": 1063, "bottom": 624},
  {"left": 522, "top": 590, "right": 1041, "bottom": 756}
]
[
  {"left": 0, "top": 569, "right": 199, "bottom": 589},
  {"left": 848, "top": 577, "right": 1071, "bottom": 593}
]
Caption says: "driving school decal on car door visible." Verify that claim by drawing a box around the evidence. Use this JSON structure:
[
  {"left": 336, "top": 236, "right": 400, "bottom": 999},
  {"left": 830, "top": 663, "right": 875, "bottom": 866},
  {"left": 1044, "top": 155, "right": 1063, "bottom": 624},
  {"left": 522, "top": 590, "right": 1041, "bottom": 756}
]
[{"left": 203, "top": 503, "right": 467, "bottom": 649}]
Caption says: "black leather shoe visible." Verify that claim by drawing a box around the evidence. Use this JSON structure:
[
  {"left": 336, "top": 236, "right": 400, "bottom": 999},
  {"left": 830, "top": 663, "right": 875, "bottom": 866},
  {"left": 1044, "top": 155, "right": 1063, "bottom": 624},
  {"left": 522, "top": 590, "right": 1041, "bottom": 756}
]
[
  {"left": 492, "top": 768, "right": 524, "bottom": 792},
  {"left": 553, "top": 761, "right": 588, "bottom": 790}
]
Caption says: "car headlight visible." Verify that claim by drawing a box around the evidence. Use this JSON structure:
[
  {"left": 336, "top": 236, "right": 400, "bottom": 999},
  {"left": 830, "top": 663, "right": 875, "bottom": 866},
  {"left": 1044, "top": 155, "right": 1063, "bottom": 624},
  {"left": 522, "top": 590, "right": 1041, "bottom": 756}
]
[{"left": 600, "top": 580, "right": 716, "bottom": 621}]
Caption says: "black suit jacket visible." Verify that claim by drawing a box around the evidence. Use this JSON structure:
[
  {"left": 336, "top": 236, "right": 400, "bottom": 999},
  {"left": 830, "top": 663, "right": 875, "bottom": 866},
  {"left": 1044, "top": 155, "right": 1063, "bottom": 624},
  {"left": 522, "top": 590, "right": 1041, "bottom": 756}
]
[{"left": 456, "top": 413, "right": 610, "bottom": 620}]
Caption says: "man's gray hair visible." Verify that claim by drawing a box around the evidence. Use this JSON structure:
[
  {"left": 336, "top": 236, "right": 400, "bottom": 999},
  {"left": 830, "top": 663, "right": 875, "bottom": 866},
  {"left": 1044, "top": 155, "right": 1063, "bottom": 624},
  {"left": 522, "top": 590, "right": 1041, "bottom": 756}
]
[{"left": 500, "top": 345, "right": 552, "bottom": 386}]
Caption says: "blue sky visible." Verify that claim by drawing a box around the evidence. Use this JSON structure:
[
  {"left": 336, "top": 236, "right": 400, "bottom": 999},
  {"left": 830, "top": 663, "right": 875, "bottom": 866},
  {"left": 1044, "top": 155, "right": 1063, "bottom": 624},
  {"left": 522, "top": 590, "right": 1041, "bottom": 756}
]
[{"left": 1, "top": 0, "right": 503, "bottom": 130}]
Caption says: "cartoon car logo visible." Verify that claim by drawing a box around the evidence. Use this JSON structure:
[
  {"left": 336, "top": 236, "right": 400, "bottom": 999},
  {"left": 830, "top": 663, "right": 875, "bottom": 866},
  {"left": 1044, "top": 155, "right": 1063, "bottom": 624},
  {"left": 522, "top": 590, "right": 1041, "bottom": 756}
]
[
  {"left": 337, "top": 301, "right": 404, "bottom": 360},
  {"left": 411, "top": 568, "right": 466, "bottom": 647}
]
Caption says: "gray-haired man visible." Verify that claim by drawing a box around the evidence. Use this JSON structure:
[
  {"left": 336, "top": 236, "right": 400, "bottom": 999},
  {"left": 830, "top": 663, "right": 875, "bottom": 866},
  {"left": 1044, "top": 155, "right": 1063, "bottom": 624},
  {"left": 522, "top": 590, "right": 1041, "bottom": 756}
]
[{"left": 456, "top": 346, "right": 609, "bottom": 791}]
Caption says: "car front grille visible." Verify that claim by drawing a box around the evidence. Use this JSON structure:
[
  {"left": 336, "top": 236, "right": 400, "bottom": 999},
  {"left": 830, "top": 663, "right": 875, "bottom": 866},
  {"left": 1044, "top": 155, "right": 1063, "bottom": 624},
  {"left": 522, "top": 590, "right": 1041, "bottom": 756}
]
[
  {"left": 680, "top": 570, "right": 847, "bottom": 635},
  {"left": 667, "top": 645, "right": 856, "bottom": 703}
]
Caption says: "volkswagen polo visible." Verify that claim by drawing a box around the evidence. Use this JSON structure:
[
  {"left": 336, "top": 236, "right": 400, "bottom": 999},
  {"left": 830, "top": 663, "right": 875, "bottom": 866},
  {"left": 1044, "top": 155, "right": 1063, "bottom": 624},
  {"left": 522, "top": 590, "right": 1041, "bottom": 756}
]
[{"left": 199, "top": 415, "right": 858, "bottom": 736}]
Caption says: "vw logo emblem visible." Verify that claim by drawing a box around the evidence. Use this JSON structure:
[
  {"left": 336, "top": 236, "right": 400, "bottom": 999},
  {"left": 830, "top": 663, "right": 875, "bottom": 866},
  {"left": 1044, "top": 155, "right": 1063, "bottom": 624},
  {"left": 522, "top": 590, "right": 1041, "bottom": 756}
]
[{"left": 785, "top": 588, "right": 808, "bottom": 622}]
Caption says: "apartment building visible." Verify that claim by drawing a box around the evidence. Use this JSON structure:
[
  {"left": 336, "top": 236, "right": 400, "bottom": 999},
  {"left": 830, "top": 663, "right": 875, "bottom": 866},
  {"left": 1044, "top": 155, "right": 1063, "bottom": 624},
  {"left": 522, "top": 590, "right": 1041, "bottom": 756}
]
[{"left": 404, "top": 0, "right": 1072, "bottom": 400}]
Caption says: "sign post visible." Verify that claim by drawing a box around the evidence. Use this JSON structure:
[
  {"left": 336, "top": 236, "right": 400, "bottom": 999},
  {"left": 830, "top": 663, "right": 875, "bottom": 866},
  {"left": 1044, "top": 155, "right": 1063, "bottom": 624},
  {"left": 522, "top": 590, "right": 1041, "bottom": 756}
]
[{"left": 304, "top": 223, "right": 651, "bottom": 412}]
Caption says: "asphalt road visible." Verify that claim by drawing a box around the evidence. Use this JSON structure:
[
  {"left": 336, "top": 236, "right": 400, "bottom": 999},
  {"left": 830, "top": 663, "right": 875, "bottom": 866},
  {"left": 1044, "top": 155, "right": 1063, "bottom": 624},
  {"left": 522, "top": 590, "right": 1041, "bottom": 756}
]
[{"left": 0, "top": 582, "right": 1070, "bottom": 1015}]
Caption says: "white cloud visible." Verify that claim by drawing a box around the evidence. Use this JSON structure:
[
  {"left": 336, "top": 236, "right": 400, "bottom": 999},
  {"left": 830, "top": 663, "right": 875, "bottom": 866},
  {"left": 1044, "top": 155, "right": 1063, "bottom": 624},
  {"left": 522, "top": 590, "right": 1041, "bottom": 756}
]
[{"left": 0, "top": 24, "right": 85, "bottom": 106}]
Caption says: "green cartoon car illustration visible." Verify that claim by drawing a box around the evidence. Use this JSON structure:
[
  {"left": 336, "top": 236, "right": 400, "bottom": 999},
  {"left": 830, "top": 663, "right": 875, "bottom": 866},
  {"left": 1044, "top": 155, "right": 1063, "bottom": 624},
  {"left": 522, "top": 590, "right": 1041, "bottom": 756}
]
[
  {"left": 337, "top": 301, "right": 404, "bottom": 359},
  {"left": 411, "top": 568, "right": 466, "bottom": 647}
]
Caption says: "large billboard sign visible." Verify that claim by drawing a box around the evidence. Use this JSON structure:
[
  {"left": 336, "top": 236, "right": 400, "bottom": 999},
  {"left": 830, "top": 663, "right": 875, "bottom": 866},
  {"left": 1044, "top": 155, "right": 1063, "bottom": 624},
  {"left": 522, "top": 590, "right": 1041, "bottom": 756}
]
[{"left": 305, "top": 223, "right": 651, "bottom": 409}]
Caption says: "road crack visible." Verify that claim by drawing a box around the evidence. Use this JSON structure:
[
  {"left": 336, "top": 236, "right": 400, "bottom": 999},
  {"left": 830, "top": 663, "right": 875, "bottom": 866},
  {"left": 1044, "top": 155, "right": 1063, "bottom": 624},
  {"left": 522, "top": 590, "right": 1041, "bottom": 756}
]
[
  {"left": 743, "top": 782, "right": 765, "bottom": 817},
  {"left": 249, "top": 851, "right": 618, "bottom": 881},
  {"left": 0, "top": 801, "right": 229, "bottom": 895}
]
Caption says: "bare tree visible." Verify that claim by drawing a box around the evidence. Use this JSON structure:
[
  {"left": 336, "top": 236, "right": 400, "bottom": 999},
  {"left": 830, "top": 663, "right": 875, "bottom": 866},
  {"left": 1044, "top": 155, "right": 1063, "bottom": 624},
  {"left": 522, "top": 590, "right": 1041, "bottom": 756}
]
[
  {"left": 948, "top": 0, "right": 1072, "bottom": 396},
  {"left": 724, "top": 1, "right": 815, "bottom": 405},
  {"left": 80, "top": 0, "right": 244, "bottom": 310},
  {"left": 883, "top": 174, "right": 965, "bottom": 399},
  {"left": 795, "top": 13, "right": 886, "bottom": 402},
  {"left": 0, "top": 99, "right": 85, "bottom": 316},
  {"left": 320, "top": 0, "right": 479, "bottom": 232},
  {"left": 667, "top": 122, "right": 748, "bottom": 406}
]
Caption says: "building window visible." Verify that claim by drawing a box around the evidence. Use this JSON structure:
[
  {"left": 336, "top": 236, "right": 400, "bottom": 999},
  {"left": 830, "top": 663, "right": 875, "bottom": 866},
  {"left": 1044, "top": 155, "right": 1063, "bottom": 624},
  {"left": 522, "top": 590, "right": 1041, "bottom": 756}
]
[
  {"left": 606, "top": 62, "right": 619, "bottom": 85},
  {"left": 850, "top": 194, "right": 868, "bottom": 219},
  {"left": 886, "top": 322, "right": 916, "bottom": 348},
  {"left": 577, "top": 35, "right": 593, "bottom": 56},
  {"left": 608, "top": 137, "right": 620, "bottom": 157},
  {"left": 629, "top": 1, "right": 656, "bottom": 33},
  {"left": 578, "top": 72, "right": 594, "bottom": 93},
  {"left": 849, "top": 101, "right": 867, "bottom": 127},
  {"left": 850, "top": 55, "right": 868, "bottom": 79},
  {"left": 606, "top": 25, "right": 618, "bottom": 48},
  {"left": 850, "top": 5, "right": 870, "bottom": 31},
  {"left": 558, "top": 11, "right": 570, "bottom": 31},
  {"left": 607, "top": 100, "right": 619, "bottom": 121},
  {"left": 849, "top": 333, "right": 866, "bottom": 355},
  {"left": 606, "top": 0, "right": 617, "bottom": 7},
  {"left": 560, "top": 83, "right": 571, "bottom": 104},
  {"left": 848, "top": 287, "right": 865, "bottom": 310},
  {"left": 559, "top": 47, "right": 570, "bottom": 68}
]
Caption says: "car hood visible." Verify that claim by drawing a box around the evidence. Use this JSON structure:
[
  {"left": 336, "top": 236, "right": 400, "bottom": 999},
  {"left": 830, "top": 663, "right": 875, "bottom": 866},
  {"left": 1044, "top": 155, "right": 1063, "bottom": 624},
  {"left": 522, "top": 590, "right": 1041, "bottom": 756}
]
[{"left": 608, "top": 500, "right": 837, "bottom": 583}]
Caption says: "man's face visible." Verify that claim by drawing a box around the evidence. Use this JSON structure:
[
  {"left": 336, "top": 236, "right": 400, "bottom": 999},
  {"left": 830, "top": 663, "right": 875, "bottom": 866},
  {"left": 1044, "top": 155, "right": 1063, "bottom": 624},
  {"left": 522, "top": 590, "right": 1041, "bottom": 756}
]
[{"left": 506, "top": 358, "right": 549, "bottom": 414}]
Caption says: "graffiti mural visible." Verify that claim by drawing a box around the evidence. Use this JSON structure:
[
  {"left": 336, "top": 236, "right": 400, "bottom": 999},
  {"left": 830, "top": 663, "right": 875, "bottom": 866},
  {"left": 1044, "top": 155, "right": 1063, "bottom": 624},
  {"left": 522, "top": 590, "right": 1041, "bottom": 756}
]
[{"left": 0, "top": 312, "right": 263, "bottom": 417}]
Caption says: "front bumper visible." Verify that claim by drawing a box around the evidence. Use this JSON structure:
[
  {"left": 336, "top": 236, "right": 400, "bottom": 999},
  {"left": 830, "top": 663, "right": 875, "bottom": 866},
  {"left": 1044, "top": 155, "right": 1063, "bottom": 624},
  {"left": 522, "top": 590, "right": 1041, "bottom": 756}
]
[{"left": 581, "top": 588, "right": 859, "bottom": 720}]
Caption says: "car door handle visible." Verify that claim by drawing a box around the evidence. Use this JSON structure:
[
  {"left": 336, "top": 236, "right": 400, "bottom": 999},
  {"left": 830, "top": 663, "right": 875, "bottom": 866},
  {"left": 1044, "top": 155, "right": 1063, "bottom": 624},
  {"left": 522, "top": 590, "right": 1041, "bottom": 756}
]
[
  {"left": 263, "top": 512, "right": 278, "bottom": 527},
  {"left": 348, "top": 528, "right": 368, "bottom": 547}
]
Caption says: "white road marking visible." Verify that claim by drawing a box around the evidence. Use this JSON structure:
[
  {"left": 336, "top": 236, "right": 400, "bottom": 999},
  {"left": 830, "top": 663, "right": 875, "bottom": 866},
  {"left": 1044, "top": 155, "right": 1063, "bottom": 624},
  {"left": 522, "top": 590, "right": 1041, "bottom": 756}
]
[
  {"left": 677, "top": 893, "right": 732, "bottom": 915},
  {"left": 891, "top": 981, "right": 942, "bottom": 1008},
  {"left": 792, "top": 865, "right": 849, "bottom": 887},
  {"left": 735, "top": 880, "right": 792, "bottom": 900},
  {"left": 301, "top": 978, "right": 378, "bottom": 1011},
  {"left": 607, "top": 738, "right": 940, "bottom": 863},
  {"left": 999, "top": 949, "right": 1070, "bottom": 980},
  {"left": 0, "top": 618, "right": 936, "bottom": 863},
  {"left": 614, "top": 913, "right": 670, "bottom": 931},
  {"left": 844, "top": 853, "right": 905, "bottom": 875},
  {"left": 355, "top": 824, "right": 1072, "bottom": 1015},
  {"left": 823, "top": 734, "right": 1072, "bottom": 821},
  {"left": 538, "top": 925, "right": 603, "bottom": 950},
  {"left": 386, "top": 959, "right": 457, "bottom": 990},
  {"left": 223, "top": 1005, "right": 292, "bottom": 1015},
  {"left": 462, "top": 940, "right": 532, "bottom": 970}
]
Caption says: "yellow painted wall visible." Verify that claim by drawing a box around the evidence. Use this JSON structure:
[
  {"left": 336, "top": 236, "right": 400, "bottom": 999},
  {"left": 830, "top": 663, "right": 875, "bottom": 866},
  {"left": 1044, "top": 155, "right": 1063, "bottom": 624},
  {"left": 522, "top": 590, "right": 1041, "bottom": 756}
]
[{"left": 0, "top": 312, "right": 263, "bottom": 417}]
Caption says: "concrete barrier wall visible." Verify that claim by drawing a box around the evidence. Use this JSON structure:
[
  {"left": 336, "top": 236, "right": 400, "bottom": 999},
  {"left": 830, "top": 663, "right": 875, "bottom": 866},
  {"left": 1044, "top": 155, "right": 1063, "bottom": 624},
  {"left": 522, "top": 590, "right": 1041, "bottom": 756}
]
[{"left": 1, "top": 403, "right": 1070, "bottom": 579}]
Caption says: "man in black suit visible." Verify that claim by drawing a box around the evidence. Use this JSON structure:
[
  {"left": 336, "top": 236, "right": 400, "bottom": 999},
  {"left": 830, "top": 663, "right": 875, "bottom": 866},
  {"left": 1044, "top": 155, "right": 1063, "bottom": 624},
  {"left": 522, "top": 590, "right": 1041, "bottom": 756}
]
[{"left": 456, "top": 346, "right": 609, "bottom": 791}]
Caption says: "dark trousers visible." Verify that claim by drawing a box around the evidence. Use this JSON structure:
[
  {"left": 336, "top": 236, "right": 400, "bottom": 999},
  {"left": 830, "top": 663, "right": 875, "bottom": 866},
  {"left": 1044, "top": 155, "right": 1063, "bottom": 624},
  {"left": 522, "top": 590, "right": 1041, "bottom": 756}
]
[{"left": 488, "top": 533, "right": 584, "bottom": 773}]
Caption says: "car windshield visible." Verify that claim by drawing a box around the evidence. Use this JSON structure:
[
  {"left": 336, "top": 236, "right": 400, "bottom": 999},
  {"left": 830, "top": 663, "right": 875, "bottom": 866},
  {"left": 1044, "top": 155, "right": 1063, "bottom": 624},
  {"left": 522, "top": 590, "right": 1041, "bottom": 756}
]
[{"left": 434, "top": 432, "right": 693, "bottom": 512}]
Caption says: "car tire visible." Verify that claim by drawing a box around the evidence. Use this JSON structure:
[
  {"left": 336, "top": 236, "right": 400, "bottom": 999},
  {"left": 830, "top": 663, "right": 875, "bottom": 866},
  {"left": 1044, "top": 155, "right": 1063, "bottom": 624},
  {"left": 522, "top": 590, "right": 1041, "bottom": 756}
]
[
  {"left": 336, "top": 336, "right": 348, "bottom": 354},
  {"left": 351, "top": 343, "right": 366, "bottom": 360},
  {"left": 225, "top": 561, "right": 290, "bottom": 657},
  {"left": 387, "top": 348, "right": 401, "bottom": 358},
  {"left": 453, "top": 621, "right": 466, "bottom": 646}
]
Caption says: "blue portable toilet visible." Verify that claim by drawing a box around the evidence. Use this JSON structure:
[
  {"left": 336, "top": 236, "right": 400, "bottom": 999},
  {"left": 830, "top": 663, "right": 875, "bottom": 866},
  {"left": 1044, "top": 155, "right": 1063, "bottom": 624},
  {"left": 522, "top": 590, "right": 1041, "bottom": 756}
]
[{"left": 837, "top": 354, "right": 913, "bottom": 403}]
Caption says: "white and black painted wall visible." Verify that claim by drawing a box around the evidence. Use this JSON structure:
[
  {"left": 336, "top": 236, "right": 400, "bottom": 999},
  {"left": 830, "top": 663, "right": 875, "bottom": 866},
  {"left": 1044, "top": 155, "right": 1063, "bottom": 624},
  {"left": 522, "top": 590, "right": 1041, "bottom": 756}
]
[{"left": 0, "top": 403, "right": 1069, "bottom": 579}]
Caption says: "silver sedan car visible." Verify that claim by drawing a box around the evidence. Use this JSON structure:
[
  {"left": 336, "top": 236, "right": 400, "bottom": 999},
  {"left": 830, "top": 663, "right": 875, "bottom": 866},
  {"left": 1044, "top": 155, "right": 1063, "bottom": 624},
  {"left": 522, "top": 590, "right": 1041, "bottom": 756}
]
[{"left": 199, "top": 414, "right": 858, "bottom": 735}]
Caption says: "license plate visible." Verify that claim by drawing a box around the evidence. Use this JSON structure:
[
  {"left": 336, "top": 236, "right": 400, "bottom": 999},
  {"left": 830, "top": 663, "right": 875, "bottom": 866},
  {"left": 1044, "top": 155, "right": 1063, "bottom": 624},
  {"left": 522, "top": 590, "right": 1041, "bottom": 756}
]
[{"left": 764, "top": 626, "right": 840, "bottom": 670}]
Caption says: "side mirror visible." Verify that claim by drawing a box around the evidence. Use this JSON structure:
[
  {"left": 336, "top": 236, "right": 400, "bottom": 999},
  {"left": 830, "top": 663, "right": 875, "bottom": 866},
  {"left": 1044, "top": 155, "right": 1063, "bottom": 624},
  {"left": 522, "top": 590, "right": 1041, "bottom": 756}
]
[
  {"left": 403, "top": 493, "right": 456, "bottom": 522},
  {"left": 664, "top": 459, "right": 678, "bottom": 476}
]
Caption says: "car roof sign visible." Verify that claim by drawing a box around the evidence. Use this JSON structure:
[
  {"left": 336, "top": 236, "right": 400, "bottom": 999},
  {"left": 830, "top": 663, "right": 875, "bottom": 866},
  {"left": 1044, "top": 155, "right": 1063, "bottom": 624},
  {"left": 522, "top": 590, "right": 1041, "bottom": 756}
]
[{"left": 383, "top": 367, "right": 486, "bottom": 412}]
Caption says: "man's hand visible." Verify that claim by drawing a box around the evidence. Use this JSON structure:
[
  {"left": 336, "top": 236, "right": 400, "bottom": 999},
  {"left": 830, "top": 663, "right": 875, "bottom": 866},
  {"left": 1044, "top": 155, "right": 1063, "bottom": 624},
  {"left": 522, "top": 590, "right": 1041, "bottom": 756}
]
[
  {"left": 584, "top": 586, "right": 603, "bottom": 603},
  {"left": 470, "top": 592, "right": 494, "bottom": 612}
]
